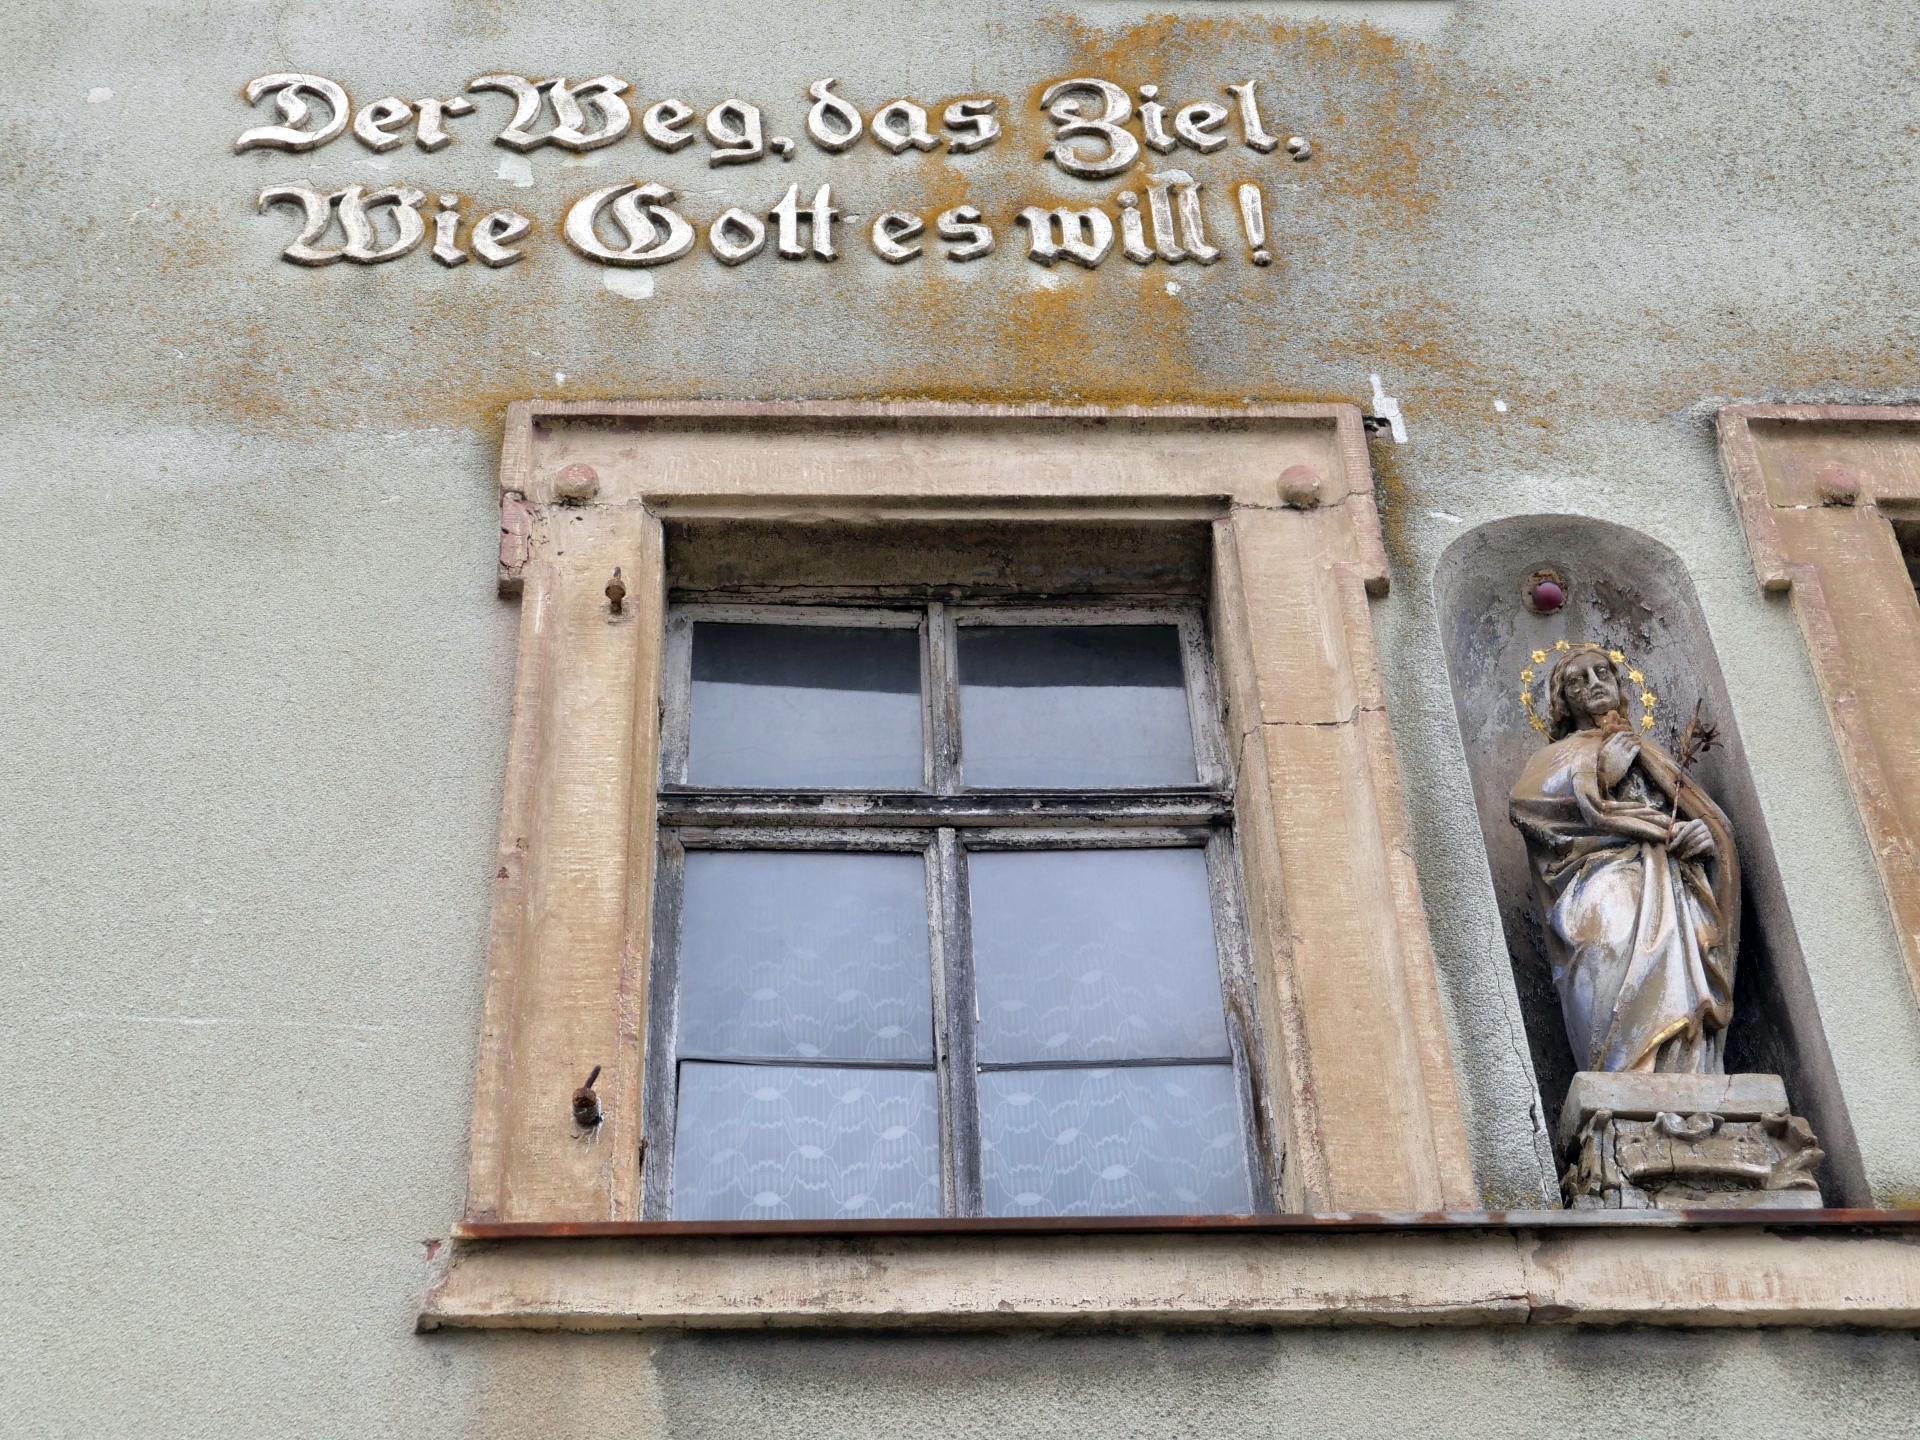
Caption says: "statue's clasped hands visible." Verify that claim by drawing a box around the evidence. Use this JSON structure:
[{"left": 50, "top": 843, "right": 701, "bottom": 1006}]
[{"left": 1668, "top": 817, "right": 1715, "bottom": 861}]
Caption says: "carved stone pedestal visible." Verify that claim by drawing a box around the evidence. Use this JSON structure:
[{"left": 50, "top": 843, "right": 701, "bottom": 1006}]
[{"left": 1557, "top": 1072, "right": 1824, "bottom": 1210}]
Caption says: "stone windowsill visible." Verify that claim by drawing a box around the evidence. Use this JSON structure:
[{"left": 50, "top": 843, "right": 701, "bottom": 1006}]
[{"left": 418, "top": 1210, "right": 1920, "bottom": 1332}]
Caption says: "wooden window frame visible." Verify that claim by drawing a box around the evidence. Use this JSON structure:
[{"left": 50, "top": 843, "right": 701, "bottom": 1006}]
[
  {"left": 658, "top": 602, "right": 931, "bottom": 792},
  {"left": 641, "top": 597, "right": 1271, "bottom": 1220}
]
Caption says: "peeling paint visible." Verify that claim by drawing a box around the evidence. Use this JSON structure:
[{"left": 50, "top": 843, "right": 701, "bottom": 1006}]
[{"left": 603, "top": 270, "right": 656, "bottom": 300}]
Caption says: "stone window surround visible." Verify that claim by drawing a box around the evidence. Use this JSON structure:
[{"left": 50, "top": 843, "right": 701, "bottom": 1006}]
[
  {"left": 1718, "top": 404, "right": 1920, "bottom": 1015},
  {"left": 420, "top": 400, "right": 1920, "bottom": 1332}
]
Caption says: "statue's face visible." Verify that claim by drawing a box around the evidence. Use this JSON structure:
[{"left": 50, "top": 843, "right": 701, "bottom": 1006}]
[{"left": 1561, "top": 653, "right": 1622, "bottom": 727}]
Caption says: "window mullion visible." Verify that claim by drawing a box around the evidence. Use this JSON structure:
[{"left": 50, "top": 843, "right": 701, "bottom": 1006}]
[
  {"left": 934, "top": 826, "right": 983, "bottom": 1215},
  {"left": 925, "top": 832, "right": 955, "bottom": 1216},
  {"left": 639, "top": 832, "right": 686, "bottom": 1220},
  {"left": 927, "top": 601, "right": 962, "bottom": 795}
]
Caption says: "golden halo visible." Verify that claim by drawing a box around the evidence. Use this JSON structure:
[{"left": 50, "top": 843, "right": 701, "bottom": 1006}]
[{"left": 1520, "top": 639, "right": 1656, "bottom": 737}]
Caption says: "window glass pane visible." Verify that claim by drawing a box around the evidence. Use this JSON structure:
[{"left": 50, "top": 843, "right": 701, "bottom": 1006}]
[
  {"left": 957, "top": 624, "right": 1196, "bottom": 787},
  {"left": 979, "top": 1065, "right": 1251, "bottom": 1216},
  {"left": 970, "top": 849, "right": 1230, "bottom": 1064},
  {"left": 672, "top": 1062, "right": 941, "bottom": 1220},
  {"left": 688, "top": 622, "right": 922, "bottom": 788},
  {"left": 677, "top": 850, "right": 933, "bottom": 1062}
]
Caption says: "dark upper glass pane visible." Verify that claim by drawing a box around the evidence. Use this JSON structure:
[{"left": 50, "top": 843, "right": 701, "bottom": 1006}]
[
  {"left": 677, "top": 850, "right": 934, "bottom": 1063},
  {"left": 969, "top": 848, "right": 1230, "bottom": 1064},
  {"left": 688, "top": 622, "right": 922, "bottom": 788},
  {"left": 957, "top": 625, "right": 1196, "bottom": 787},
  {"left": 672, "top": 1062, "right": 941, "bottom": 1220},
  {"left": 979, "top": 1065, "right": 1252, "bottom": 1216}
]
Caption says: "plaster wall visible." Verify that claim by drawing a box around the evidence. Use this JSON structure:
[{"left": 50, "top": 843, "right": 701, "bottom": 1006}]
[{"left": 5, "top": 0, "right": 1920, "bottom": 1434}]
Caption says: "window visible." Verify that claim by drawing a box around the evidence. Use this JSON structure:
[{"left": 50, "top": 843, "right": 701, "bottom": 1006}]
[
  {"left": 442, "top": 401, "right": 1480, "bottom": 1280},
  {"left": 428, "top": 401, "right": 1486, "bottom": 1330},
  {"left": 641, "top": 601, "right": 1269, "bottom": 1220}
]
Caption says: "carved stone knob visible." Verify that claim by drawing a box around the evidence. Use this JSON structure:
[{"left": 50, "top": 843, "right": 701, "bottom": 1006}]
[
  {"left": 555, "top": 463, "right": 600, "bottom": 502},
  {"left": 1278, "top": 464, "right": 1322, "bottom": 508},
  {"left": 1814, "top": 463, "right": 1863, "bottom": 507}
]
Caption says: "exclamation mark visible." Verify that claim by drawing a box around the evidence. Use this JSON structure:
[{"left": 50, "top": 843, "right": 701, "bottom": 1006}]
[{"left": 1236, "top": 183, "right": 1273, "bottom": 267}]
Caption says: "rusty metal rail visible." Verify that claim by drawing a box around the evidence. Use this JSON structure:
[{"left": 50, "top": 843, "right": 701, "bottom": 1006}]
[{"left": 453, "top": 1208, "right": 1920, "bottom": 1241}]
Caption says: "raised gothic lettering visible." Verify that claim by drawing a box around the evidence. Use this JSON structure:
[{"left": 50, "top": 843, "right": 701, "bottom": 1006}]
[
  {"left": 1039, "top": 78, "right": 1137, "bottom": 179},
  {"left": 563, "top": 182, "right": 696, "bottom": 265},
  {"left": 235, "top": 73, "right": 350, "bottom": 153},
  {"left": 1015, "top": 205, "right": 1114, "bottom": 268}
]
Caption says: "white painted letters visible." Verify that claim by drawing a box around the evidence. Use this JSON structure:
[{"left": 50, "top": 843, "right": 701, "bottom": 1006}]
[
  {"left": 805, "top": 79, "right": 863, "bottom": 152},
  {"left": 1039, "top": 78, "right": 1137, "bottom": 179},
  {"left": 564, "top": 182, "right": 696, "bottom": 265},
  {"left": 237, "top": 67, "right": 1306, "bottom": 280},
  {"left": 236, "top": 74, "right": 351, "bottom": 153},
  {"left": 1016, "top": 205, "right": 1114, "bottom": 268},
  {"left": 936, "top": 205, "right": 995, "bottom": 261},
  {"left": 705, "top": 100, "right": 764, "bottom": 166},
  {"left": 352, "top": 97, "right": 414, "bottom": 152},
  {"left": 871, "top": 211, "right": 925, "bottom": 262},
  {"left": 942, "top": 99, "right": 1000, "bottom": 154},
  {"left": 771, "top": 182, "right": 839, "bottom": 260}
]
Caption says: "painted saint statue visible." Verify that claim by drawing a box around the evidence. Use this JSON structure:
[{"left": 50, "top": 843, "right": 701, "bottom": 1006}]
[{"left": 1509, "top": 645, "right": 1738, "bottom": 1074}]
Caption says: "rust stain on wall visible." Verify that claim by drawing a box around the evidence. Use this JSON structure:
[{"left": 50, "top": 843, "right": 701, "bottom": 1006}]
[
  {"left": 138, "top": 11, "right": 1475, "bottom": 440},
  {"left": 860, "top": 13, "right": 1469, "bottom": 413}
]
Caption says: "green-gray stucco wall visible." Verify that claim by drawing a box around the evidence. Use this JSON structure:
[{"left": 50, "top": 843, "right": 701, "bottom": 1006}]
[{"left": 5, "top": 1, "right": 1920, "bottom": 1432}]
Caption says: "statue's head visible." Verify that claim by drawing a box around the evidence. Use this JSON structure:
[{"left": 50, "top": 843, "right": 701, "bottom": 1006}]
[{"left": 1547, "top": 646, "right": 1625, "bottom": 738}]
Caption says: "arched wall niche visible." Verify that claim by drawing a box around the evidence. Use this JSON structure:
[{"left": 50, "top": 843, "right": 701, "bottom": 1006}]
[{"left": 1434, "top": 514, "right": 1869, "bottom": 1205}]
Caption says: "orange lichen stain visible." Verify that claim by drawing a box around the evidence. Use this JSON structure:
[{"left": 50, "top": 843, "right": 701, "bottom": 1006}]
[
  {"left": 1652, "top": 336, "right": 1920, "bottom": 422},
  {"left": 1038, "top": 11, "right": 1450, "bottom": 223},
  {"left": 136, "top": 7, "right": 1857, "bottom": 476},
  {"left": 161, "top": 9, "right": 1484, "bottom": 440},
  {"left": 1012, "top": 13, "right": 1478, "bottom": 412},
  {"left": 831, "top": 10, "right": 1473, "bottom": 415},
  {"left": 1365, "top": 426, "right": 1413, "bottom": 569},
  {"left": 148, "top": 201, "right": 229, "bottom": 276},
  {"left": 862, "top": 254, "right": 1221, "bottom": 409},
  {"left": 887, "top": 143, "right": 988, "bottom": 229}
]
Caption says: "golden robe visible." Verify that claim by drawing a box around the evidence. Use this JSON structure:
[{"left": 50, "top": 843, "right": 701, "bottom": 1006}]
[{"left": 1509, "top": 726, "right": 1738, "bottom": 1074}]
